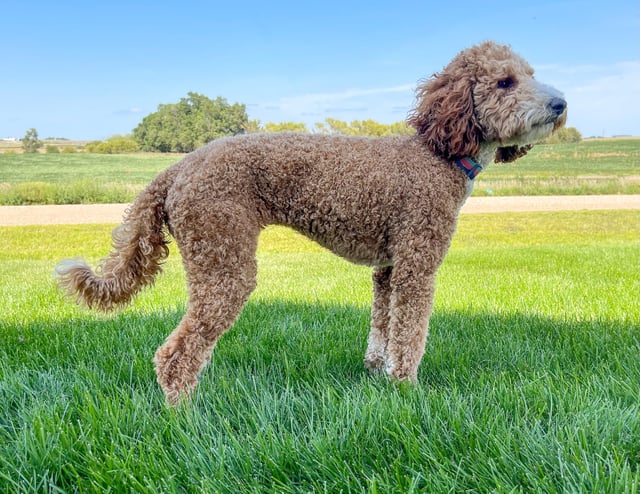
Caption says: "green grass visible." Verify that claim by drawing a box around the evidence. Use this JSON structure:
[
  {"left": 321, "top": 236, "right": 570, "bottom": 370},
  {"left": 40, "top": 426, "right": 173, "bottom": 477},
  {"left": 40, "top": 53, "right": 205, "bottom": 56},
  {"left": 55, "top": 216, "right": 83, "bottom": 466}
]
[
  {"left": 1, "top": 210, "right": 638, "bottom": 492},
  {"left": 0, "top": 139, "right": 639, "bottom": 204}
]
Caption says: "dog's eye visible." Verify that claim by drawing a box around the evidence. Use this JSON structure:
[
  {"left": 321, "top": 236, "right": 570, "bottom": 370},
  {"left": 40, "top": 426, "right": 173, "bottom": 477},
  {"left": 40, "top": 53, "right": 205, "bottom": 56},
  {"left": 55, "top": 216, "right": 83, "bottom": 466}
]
[{"left": 498, "top": 77, "right": 515, "bottom": 89}]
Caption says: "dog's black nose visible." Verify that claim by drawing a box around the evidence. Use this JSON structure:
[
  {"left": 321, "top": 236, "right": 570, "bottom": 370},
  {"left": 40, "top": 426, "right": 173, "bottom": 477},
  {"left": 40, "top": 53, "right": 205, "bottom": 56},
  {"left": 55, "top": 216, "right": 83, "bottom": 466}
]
[{"left": 548, "top": 97, "right": 567, "bottom": 116}]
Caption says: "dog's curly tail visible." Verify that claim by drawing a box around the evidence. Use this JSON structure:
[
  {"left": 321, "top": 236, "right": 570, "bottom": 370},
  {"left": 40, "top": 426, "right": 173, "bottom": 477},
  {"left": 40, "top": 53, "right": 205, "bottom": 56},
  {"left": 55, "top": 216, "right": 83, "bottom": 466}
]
[{"left": 56, "top": 166, "right": 177, "bottom": 311}]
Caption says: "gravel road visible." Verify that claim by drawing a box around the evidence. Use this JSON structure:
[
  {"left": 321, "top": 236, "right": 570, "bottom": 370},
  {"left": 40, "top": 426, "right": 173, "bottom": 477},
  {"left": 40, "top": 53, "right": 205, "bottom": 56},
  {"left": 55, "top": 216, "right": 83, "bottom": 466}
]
[{"left": 1, "top": 195, "right": 638, "bottom": 227}]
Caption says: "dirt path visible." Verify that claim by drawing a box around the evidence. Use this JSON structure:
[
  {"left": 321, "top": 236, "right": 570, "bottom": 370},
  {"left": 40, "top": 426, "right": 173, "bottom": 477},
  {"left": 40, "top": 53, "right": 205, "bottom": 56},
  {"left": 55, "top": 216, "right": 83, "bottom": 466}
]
[{"left": 1, "top": 195, "right": 638, "bottom": 227}]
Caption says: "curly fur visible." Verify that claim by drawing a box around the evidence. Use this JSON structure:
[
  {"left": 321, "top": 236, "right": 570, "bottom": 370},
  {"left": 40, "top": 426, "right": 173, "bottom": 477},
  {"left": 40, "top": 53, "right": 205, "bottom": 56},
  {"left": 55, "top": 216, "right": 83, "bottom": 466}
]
[{"left": 57, "top": 41, "right": 567, "bottom": 405}]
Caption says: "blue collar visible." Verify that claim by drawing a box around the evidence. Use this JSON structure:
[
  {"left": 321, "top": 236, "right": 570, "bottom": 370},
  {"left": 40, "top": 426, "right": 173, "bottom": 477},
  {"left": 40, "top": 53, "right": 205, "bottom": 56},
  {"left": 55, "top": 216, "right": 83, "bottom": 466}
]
[{"left": 454, "top": 157, "right": 483, "bottom": 180}]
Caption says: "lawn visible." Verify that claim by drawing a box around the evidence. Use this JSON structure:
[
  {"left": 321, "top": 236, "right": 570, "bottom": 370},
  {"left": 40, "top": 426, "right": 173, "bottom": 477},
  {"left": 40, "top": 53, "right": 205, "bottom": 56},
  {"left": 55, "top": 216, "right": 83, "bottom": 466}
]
[
  {"left": 0, "top": 138, "right": 638, "bottom": 204},
  {"left": 0, "top": 210, "right": 638, "bottom": 492}
]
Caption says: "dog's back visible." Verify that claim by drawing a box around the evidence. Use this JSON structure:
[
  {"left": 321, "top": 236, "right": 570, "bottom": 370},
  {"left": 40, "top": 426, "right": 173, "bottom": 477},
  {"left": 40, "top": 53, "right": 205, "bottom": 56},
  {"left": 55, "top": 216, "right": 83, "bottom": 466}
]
[{"left": 164, "top": 132, "right": 467, "bottom": 265}]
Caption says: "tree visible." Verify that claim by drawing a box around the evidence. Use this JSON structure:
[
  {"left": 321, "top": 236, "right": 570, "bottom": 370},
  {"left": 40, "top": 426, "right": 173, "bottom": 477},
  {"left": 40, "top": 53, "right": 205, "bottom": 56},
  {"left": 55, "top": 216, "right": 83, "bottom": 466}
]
[
  {"left": 313, "top": 118, "right": 414, "bottom": 137},
  {"left": 243, "top": 120, "right": 308, "bottom": 133},
  {"left": 263, "top": 121, "right": 308, "bottom": 133},
  {"left": 133, "top": 93, "right": 249, "bottom": 152},
  {"left": 84, "top": 135, "right": 140, "bottom": 154},
  {"left": 314, "top": 118, "right": 350, "bottom": 135},
  {"left": 21, "top": 128, "right": 42, "bottom": 153},
  {"left": 545, "top": 127, "right": 582, "bottom": 144},
  {"left": 244, "top": 120, "right": 262, "bottom": 133}
]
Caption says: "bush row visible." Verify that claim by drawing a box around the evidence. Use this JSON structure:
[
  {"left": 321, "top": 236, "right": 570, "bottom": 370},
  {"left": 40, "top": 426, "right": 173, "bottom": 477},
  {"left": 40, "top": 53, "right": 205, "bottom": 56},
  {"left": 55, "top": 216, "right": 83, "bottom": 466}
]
[{"left": 0, "top": 181, "right": 142, "bottom": 205}]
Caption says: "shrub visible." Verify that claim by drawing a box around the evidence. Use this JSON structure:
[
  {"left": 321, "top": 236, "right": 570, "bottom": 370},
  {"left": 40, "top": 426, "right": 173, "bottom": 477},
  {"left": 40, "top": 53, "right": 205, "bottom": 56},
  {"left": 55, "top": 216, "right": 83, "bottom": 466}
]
[
  {"left": 85, "top": 136, "right": 140, "bottom": 154},
  {"left": 0, "top": 181, "right": 140, "bottom": 205},
  {"left": 545, "top": 127, "right": 582, "bottom": 144},
  {"left": 45, "top": 145, "right": 60, "bottom": 153},
  {"left": 1, "top": 182, "right": 56, "bottom": 204}
]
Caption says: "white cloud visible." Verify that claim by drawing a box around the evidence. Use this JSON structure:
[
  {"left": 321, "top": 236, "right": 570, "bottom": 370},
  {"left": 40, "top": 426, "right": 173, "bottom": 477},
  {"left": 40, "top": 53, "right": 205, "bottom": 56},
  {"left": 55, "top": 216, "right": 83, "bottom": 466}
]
[
  {"left": 278, "top": 84, "right": 415, "bottom": 109},
  {"left": 253, "top": 84, "right": 416, "bottom": 125},
  {"left": 536, "top": 61, "right": 640, "bottom": 137}
]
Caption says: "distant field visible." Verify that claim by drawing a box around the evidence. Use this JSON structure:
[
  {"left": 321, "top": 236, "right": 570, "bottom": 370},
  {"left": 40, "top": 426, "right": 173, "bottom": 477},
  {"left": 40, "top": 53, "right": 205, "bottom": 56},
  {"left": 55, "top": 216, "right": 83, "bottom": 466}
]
[
  {"left": 474, "top": 137, "right": 640, "bottom": 196},
  {"left": 0, "top": 152, "right": 178, "bottom": 184},
  {"left": 0, "top": 138, "right": 638, "bottom": 204},
  {"left": 0, "top": 153, "right": 179, "bottom": 205},
  {"left": 0, "top": 139, "right": 87, "bottom": 154}
]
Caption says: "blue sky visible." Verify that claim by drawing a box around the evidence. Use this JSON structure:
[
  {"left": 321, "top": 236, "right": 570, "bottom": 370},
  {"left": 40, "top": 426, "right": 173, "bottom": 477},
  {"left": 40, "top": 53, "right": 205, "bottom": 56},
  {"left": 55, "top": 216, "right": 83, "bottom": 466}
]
[{"left": 1, "top": 0, "right": 638, "bottom": 140}]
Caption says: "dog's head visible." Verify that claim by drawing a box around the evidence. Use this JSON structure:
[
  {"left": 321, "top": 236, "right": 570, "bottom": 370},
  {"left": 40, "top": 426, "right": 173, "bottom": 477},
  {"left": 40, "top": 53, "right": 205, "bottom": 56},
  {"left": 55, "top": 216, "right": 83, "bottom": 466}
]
[{"left": 407, "top": 41, "right": 567, "bottom": 163}]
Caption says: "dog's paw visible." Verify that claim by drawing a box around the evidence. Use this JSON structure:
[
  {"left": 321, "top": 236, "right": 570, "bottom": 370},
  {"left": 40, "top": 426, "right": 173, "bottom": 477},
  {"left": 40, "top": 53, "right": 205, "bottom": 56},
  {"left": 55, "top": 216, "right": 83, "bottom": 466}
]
[
  {"left": 364, "top": 353, "right": 386, "bottom": 373},
  {"left": 386, "top": 362, "right": 418, "bottom": 384},
  {"left": 163, "top": 383, "right": 195, "bottom": 407},
  {"left": 154, "top": 344, "right": 198, "bottom": 406}
]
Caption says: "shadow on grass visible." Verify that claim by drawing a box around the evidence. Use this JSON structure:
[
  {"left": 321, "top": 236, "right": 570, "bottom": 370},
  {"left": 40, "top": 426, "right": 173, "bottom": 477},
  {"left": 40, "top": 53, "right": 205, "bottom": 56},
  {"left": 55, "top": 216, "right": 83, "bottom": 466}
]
[
  {"left": 2, "top": 301, "right": 638, "bottom": 493},
  {"left": 4, "top": 300, "right": 637, "bottom": 396}
]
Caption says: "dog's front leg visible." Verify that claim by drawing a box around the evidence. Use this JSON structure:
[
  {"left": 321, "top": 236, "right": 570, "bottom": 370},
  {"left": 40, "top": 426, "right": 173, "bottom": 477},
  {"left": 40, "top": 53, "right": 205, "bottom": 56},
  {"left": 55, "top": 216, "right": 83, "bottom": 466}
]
[
  {"left": 364, "top": 266, "right": 392, "bottom": 372},
  {"left": 384, "top": 261, "right": 437, "bottom": 382}
]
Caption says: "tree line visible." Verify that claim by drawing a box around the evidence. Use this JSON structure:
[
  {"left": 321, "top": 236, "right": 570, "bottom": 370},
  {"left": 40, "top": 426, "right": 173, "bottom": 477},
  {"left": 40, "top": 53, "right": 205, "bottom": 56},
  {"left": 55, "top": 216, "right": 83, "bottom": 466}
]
[
  {"left": 19, "top": 92, "right": 582, "bottom": 154},
  {"left": 130, "top": 92, "right": 414, "bottom": 153}
]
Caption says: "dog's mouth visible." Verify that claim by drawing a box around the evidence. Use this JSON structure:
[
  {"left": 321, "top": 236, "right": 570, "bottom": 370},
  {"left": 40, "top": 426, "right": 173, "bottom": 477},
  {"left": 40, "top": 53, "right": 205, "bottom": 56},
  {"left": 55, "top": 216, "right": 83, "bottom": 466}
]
[
  {"left": 537, "top": 106, "right": 567, "bottom": 128},
  {"left": 502, "top": 121, "right": 555, "bottom": 147},
  {"left": 496, "top": 105, "right": 567, "bottom": 162},
  {"left": 521, "top": 105, "right": 567, "bottom": 143},
  {"left": 528, "top": 97, "right": 568, "bottom": 134},
  {"left": 552, "top": 110, "right": 568, "bottom": 131},
  {"left": 502, "top": 99, "right": 567, "bottom": 146}
]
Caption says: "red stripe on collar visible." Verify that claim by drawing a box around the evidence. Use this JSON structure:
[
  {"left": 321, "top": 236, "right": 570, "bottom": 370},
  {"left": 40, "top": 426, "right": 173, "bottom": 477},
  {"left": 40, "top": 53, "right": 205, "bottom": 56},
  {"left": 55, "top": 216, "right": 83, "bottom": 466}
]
[{"left": 454, "top": 157, "right": 483, "bottom": 179}]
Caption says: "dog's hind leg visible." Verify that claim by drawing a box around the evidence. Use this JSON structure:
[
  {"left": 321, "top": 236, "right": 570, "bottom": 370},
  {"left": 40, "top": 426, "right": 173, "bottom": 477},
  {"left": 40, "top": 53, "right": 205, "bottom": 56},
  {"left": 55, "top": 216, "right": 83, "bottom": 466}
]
[
  {"left": 364, "top": 266, "right": 392, "bottom": 372},
  {"left": 153, "top": 205, "right": 259, "bottom": 405}
]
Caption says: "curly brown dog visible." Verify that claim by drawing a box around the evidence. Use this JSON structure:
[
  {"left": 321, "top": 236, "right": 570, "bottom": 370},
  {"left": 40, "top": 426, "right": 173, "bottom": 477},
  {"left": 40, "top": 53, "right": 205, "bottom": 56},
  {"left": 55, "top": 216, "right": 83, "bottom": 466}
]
[{"left": 57, "top": 41, "right": 567, "bottom": 405}]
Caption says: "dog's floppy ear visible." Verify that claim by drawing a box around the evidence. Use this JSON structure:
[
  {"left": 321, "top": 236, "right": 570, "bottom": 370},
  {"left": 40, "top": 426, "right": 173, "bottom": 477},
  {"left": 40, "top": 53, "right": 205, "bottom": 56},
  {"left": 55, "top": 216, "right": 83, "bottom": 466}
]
[
  {"left": 407, "top": 71, "right": 483, "bottom": 160},
  {"left": 495, "top": 145, "right": 533, "bottom": 163}
]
